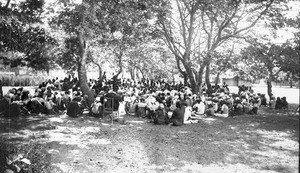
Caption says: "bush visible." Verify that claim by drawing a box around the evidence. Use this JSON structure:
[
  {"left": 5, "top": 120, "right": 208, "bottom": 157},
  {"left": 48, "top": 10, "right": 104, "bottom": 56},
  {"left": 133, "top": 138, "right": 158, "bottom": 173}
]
[{"left": 0, "top": 74, "right": 45, "bottom": 86}]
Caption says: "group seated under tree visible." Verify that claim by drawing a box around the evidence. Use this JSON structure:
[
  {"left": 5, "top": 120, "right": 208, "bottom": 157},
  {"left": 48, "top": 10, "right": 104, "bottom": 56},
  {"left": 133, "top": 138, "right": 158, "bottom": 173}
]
[{"left": 0, "top": 76, "right": 291, "bottom": 124}]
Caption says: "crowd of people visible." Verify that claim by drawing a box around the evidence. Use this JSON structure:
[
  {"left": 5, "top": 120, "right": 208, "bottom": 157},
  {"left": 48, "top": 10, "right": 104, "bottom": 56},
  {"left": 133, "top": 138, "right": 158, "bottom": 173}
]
[{"left": 0, "top": 74, "right": 291, "bottom": 126}]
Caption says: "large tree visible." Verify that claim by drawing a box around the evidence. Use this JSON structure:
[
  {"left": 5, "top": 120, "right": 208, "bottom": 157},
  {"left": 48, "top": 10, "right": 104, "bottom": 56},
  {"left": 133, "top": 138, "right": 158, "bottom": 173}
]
[
  {"left": 156, "top": 0, "right": 275, "bottom": 94},
  {"left": 239, "top": 39, "right": 288, "bottom": 99},
  {"left": 50, "top": 0, "right": 167, "bottom": 105}
]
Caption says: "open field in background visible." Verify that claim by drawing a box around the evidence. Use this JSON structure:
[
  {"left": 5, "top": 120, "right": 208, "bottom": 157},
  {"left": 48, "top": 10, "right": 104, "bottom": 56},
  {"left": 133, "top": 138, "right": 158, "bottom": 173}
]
[{"left": 2, "top": 85, "right": 299, "bottom": 104}]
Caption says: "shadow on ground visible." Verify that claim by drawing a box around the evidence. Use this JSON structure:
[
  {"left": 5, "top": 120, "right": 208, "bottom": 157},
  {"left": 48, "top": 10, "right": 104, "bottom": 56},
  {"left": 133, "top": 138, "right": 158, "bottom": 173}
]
[{"left": 0, "top": 105, "right": 298, "bottom": 173}]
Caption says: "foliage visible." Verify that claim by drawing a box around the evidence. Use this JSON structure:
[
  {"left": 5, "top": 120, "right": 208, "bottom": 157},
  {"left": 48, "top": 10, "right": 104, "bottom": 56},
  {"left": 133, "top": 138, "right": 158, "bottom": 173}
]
[
  {"left": 49, "top": 0, "right": 168, "bottom": 76},
  {"left": 156, "top": 0, "right": 276, "bottom": 92},
  {"left": 0, "top": 74, "right": 45, "bottom": 86},
  {"left": 0, "top": 0, "right": 56, "bottom": 72},
  {"left": 280, "top": 33, "right": 300, "bottom": 81},
  {"left": 127, "top": 41, "right": 176, "bottom": 81}
]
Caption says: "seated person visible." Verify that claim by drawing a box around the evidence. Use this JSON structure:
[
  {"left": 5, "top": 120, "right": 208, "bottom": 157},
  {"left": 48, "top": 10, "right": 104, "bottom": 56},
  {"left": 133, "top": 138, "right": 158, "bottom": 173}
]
[
  {"left": 234, "top": 98, "right": 244, "bottom": 115},
  {"left": 136, "top": 98, "right": 147, "bottom": 117},
  {"left": 183, "top": 102, "right": 192, "bottom": 123},
  {"left": 281, "top": 97, "right": 288, "bottom": 109},
  {"left": 215, "top": 101, "right": 229, "bottom": 117},
  {"left": 260, "top": 94, "right": 267, "bottom": 107},
  {"left": 67, "top": 96, "right": 83, "bottom": 117},
  {"left": 169, "top": 101, "right": 185, "bottom": 126},
  {"left": 146, "top": 96, "right": 159, "bottom": 119},
  {"left": 192, "top": 99, "right": 205, "bottom": 116},
  {"left": 275, "top": 97, "right": 282, "bottom": 109},
  {"left": 90, "top": 96, "right": 102, "bottom": 117},
  {"left": 153, "top": 103, "right": 167, "bottom": 125},
  {"left": 205, "top": 103, "right": 215, "bottom": 116},
  {"left": 269, "top": 96, "right": 276, "bottom": 109}
]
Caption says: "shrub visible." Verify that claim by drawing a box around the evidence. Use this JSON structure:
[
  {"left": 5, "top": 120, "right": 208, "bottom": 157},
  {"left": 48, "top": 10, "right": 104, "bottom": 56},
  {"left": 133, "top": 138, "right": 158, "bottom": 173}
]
[{"left": 0, "top": 74, "right": 46, "bottom": 86}]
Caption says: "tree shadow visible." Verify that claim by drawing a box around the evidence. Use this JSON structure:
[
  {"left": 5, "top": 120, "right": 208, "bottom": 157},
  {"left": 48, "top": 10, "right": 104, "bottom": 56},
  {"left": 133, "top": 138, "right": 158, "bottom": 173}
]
[{"left": 134, "top": 113, "right": 299, "bottom": 172}]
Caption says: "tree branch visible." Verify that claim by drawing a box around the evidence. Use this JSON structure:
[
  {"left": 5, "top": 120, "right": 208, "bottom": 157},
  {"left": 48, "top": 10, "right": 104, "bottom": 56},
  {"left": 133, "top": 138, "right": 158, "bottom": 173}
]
[{"left": 5, "top": 0, "right": 10, "bottom": 8}]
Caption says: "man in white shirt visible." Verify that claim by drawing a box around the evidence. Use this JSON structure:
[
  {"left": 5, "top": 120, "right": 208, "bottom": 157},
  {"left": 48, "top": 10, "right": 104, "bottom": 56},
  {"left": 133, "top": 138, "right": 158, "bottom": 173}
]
[{"left": 192, "top": 99, "right": 205, "bottom": 116}]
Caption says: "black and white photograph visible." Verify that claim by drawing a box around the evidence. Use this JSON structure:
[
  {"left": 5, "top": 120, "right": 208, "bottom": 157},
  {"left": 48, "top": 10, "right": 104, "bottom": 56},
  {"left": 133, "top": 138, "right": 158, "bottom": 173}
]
[{"left": 0, "top": 0, "right": 299, "bottom": 172}]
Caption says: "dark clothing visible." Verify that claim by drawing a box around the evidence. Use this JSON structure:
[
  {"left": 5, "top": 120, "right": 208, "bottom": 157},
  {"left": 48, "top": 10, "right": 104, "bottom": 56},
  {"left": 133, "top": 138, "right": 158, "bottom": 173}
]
[
  {"left": 154, "top": 108, "right": 166, "bottom": 125},
  {"left": 136, "top": 106, "right": 146, "bottom": 118},
  {"left": 282, "top": 99, "right": 288, "bottom": 109},
  {"left": 261, "top": 97, "right": 267, "bottom": 106},
  {"left": 275, "top": 98, "right": 282, "bottom": 109},
  {"left": 0, "top": 98, "right": 9, "bottom": 116},
  {"left": 67, "top": 101, "right": 83, "bottom": 117},
  {"left": 30, "top": 100, "right": 46, "bottom": 114},
  {"left": 170, "top": 107, "right": 185, "bottom": 126},
  {"left": 205, "top": 108, "right": 215, "bottom": 116}
]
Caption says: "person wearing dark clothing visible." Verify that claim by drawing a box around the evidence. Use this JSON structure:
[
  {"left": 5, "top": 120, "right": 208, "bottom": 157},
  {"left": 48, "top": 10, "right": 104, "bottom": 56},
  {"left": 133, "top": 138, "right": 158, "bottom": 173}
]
[
  {"left": 170, "top": 101, "right": 185, "bottom": 126},
  {"left": 260, "top": 94, "right": 267, "bottom": 107},
  {"left": 67, "top": 96, "right": 83, "bottom": 117},
  {"left": 281, "top": 97, "right": 288, "bottom": 109},
  {"left": 154, "top": 103, "right": 167, "bottom": 125},
  {"left": 275, "top": 97, "right": 282, "bottom": 109}
]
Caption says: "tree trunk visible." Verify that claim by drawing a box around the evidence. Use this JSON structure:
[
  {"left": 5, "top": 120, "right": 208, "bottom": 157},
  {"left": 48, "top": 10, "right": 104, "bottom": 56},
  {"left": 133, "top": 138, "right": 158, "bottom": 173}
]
[
  {"left": 197, "top": 65, "right": 205, "bottom": 95},
  {"left": 78, "top": 33, "right": 94, "bottom": 106},
  {"left": 215, "top": 72, "right": 220, "bottom": 86},
  {"left": 267, "top": 76, "right": 273, "bottom": 101},
  {"left": 98, "top": 65, "right": 102, "bottom": 82},
  {"left": 183, "top": 73, "right": 188, "bottom": 86},
  {"left": 205, "top": 62, "right": 213, "bottom": 95},
  {"left": 130, "top": 68, "right": 135, "bottom": 81}
]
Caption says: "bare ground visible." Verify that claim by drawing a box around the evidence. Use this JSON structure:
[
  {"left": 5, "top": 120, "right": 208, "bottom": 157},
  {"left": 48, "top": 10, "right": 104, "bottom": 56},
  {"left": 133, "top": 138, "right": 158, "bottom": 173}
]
[{"left": 0, "top": 106, "right": 299, "bottom": 173}]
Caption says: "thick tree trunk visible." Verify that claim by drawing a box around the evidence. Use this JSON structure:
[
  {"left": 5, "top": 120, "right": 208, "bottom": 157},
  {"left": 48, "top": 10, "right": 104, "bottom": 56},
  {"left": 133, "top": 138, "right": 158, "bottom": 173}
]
[
  {"left": 78, "top": 33, "right": 94, "bottom": 106},
  {"left": 267, "top": 77, "right": 273, "bottom": 101}
]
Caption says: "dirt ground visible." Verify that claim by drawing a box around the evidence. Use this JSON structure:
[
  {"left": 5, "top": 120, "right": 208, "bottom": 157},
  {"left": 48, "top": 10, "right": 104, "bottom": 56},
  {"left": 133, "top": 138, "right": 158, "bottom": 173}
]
[{"left": 0, "top": 106, "right": 299, "bottom": 173}]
